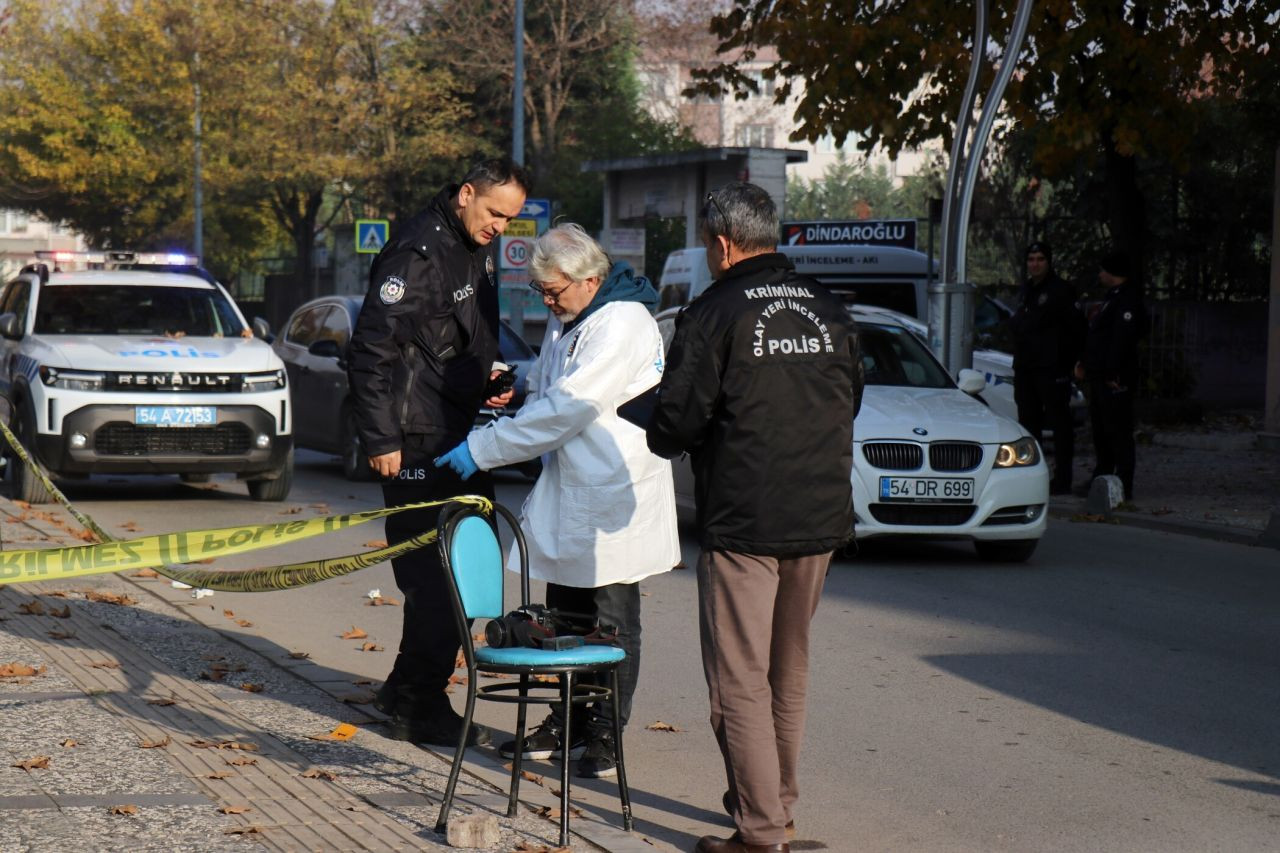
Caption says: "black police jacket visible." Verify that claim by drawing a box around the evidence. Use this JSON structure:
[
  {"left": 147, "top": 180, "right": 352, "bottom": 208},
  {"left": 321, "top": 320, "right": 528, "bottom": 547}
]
[
  {"left": 347, "top": 187, "right": 501, "bottom": 457},
  {"left": 1082, "top": 282, "right": 1146, "bottom": 388},
  {"left": 1009, "top": 272, "right": 1085, "bottom": 376},
  {"left": 647, "top": 253, "right": 864, "bottom": 556}
]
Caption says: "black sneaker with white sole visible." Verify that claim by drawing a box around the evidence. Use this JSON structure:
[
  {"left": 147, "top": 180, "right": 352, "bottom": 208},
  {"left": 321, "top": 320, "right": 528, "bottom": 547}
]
[
  {"left": 575, "top": 731, "right": 618, "bottom": 779},
  {"left": 498, "top": 715, "right": 585, "bottom": 760}
]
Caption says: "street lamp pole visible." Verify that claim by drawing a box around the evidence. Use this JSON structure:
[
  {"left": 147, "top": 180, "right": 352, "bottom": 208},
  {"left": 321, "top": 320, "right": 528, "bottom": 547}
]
[
  {"left": 513, "top": 0, "right": 525, "bottom": 166},
  {"left": 193, "top": 53, "right": 204, "bottom": 262}
]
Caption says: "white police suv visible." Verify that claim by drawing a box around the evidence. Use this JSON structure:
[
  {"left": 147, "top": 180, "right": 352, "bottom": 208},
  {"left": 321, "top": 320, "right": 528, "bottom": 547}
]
[{"left": 0, "top": 251, "right": 292, "bottom": 502}]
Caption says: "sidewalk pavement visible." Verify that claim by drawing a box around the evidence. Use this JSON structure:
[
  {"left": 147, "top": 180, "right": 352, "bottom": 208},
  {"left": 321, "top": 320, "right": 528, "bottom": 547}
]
[{"left": 0, "top": 501, "right": 671, "bottom": 852}]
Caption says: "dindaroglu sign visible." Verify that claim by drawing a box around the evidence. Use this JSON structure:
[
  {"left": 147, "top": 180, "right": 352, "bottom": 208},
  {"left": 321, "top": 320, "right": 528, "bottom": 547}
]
[{"left": 782, "top": 219, "right": 917, "bottom": 250}]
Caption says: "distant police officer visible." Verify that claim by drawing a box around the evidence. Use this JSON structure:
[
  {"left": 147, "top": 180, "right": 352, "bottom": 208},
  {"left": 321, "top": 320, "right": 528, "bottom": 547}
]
[
  {"left": 1009, "top": 241, "right": 1085, "bottom": 495},
  {"left": 647, "top": 182, "right": 864, "bottom": 853},
  {"left": 1075, "top": 250, "right": 1146, "bottom": 501},
  {"left": 347, "top": 158, "right": 530, "bottom": 747}
]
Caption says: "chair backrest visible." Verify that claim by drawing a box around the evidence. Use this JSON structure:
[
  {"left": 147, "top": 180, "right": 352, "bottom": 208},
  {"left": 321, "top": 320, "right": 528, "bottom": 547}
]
[{"left": 447, "top": 513, "right": 505, "bottom": 620}]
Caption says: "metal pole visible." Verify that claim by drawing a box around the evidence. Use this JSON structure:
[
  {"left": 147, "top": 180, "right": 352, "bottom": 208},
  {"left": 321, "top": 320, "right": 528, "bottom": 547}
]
[
  {"left": 193, "top": 53, "right": 204, "bottom": 262},
  {"left": 939, "top": 1, "right": 987, "bottom": 286},
  {"left": 1263, "top": 144, "right": 1280, "bottom": 443},
  {"left": 512, "top": 0, "right": 525, "bottom": 165}
]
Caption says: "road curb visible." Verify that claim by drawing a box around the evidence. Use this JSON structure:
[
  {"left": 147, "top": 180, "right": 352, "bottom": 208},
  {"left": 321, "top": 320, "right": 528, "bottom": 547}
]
[{"left": 1048, "top": 500, "right": 1273, "bottom": 549}]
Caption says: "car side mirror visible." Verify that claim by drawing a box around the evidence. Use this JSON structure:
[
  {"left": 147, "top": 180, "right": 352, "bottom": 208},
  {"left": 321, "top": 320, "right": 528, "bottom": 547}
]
[
  {"left": 0, "top": 313, "right": 21, "bottom": 340},
  {"left": 307, "top": 339, "right": 342, "bottom": 360},
  {"left": 252, "top": 317, "right": 271, "bottom": 341},
  {"left": 956, "top": 368, "right": 987, "bottom": 395}
]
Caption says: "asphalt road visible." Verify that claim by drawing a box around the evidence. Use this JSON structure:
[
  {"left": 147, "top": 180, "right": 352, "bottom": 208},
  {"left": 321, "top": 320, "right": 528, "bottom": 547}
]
[{"left": 53, "top": 450, "right": 1280, "bottom": 853}]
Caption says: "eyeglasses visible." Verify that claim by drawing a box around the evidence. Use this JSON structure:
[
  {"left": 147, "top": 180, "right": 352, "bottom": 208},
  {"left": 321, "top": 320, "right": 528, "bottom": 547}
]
[
  {"left": 528, "top": 277, "right": 581, "bottom": 304},
  {"left": 704, "top": 192, "right": 728, "bottom": 227}
]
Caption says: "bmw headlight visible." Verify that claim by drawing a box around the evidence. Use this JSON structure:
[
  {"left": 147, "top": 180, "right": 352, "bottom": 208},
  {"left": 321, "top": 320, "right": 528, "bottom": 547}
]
[
  {"left": 241, "top": 369, "right": 286, "bottom": 391},
  {"left": 38, "top": 366, "right": 105, "bottom": 391},
  {"left": 994, "top": 436, "right": 1040, "bottom": 468}
]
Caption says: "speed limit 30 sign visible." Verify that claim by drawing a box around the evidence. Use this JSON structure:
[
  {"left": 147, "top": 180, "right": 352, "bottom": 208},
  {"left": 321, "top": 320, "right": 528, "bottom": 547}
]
[{"left": 500, "top": 236, "right": 533, "bottom": 270}]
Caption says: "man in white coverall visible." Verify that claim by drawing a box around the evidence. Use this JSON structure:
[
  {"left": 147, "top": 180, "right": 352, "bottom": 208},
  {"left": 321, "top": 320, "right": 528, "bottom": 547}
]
[{"left": 435, "top": 223, "right": 679, "bottom": 779}]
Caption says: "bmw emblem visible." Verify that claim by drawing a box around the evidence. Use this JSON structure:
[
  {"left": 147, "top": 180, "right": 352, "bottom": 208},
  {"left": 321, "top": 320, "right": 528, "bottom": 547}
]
[{"left": 913, "top": 427, "right": 928, "bottom": 436}]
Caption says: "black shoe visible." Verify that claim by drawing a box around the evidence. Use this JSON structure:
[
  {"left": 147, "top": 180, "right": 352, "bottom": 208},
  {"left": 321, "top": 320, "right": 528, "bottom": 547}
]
[
  {"left": 576, "top": 731, "right": 617, "bottom": 779},
  {"left": 388, "top": 708, "right": 492, "bottom": 748},
  {"left": 499, "top": 715, "right": 585, "bottom": 760}
]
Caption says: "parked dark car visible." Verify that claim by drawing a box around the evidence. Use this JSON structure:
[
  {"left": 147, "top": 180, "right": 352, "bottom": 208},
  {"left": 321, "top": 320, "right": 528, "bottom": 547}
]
[{"left": 272, "top": 295, "right": 537, "bottom": 480}]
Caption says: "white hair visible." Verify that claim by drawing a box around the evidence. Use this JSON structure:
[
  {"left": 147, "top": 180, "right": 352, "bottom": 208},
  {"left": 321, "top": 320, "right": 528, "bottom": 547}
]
[{"left": 530, "top": 223, "right": 610, "bottom": 284}]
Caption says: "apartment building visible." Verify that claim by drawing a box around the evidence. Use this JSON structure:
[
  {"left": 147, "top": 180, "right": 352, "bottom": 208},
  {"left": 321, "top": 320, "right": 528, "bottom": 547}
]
[{"left": 0, "top": 209, "right": 86, "bottom": 280}]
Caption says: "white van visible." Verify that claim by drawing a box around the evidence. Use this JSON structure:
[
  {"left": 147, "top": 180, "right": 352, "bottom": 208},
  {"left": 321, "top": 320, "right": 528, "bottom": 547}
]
[{"left": 658, "top": 244, "right": 933, "bottom": 318}]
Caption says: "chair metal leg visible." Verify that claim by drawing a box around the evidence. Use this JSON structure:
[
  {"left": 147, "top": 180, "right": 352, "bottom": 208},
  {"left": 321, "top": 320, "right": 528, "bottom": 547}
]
[
  {"left": 508, "top": 674, "right": 530, "bottom": 817},
  {"left": 558, "top": 671, "right": 574, "bottom": 847},
  {"left": 434, "top": 683, "right": 477, "bottom": 834},
  {"left": 610, "top": 667, "right": 633, "bottom": 831}
]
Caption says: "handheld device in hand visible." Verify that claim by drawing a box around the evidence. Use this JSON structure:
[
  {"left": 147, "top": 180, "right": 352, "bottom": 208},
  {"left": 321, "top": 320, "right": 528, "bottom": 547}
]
[{"left": 484, "top": 361, "right": 518, "bottom": 398}]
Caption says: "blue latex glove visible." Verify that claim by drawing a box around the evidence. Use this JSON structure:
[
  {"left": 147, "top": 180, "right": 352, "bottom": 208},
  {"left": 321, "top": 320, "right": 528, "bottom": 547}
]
[{"left": 434, "top": 440, "right": 479, "bottom": 480}]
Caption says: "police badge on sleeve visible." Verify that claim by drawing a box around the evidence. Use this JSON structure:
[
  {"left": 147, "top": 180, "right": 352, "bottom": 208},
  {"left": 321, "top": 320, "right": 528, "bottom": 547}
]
[
  {"left": 485, "top": 253, "right": 495, "bottom": 286},
  {"left": 379, "top": 276, "right": 407, "bottom": 304}
]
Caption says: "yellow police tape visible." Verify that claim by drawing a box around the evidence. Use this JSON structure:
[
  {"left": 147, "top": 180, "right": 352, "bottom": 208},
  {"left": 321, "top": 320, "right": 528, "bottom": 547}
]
[{"left": 0, "top": 417, "right": 490, "bottom": 590}]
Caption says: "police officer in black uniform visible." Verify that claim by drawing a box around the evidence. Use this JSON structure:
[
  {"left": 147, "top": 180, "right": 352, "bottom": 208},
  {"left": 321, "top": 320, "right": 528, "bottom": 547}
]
[
  {"left": 1075, "top": 250, "right": 1145, "bottom": 501},
  {"left": 347, "top": 158, "right": 529, "bottom": 747},
  {"left": 1009, "top": 241, "right": 1085, "bottom": 495}
]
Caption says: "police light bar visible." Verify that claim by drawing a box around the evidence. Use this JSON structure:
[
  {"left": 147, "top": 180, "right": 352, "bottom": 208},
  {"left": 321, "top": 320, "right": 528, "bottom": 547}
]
[{"left": 34, "top": 250, "right": 201, "bottom": 267}]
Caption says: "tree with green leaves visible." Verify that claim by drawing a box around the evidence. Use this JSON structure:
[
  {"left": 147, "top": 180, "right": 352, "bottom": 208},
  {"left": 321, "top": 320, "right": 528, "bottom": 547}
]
[{"left": 689, "top": 1, "right": 1279, "bottom": 285}]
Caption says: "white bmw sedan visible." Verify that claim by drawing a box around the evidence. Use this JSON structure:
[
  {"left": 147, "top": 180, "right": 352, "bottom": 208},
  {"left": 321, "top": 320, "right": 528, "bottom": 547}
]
[{"left": 656, "top": 306, "right": 1049, "bottom": 562}]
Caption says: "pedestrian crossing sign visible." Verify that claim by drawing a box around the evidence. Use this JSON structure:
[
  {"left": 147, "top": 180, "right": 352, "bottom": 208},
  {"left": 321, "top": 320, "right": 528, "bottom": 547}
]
[{"left": 355, "top": 219, "right": 389, "bottom": 254}]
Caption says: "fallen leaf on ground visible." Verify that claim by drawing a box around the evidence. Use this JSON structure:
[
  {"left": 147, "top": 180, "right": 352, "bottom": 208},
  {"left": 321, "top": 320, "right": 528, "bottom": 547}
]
[
  {"left": 363, "top": 540, "right": 387, "bottom": 548},
  {"left": 0, "top": 663, "right": 45, "bottom": 678},
  {"left": 89, "top": 661, "right": 121, "bottom": 669},
  {"left": 240, "top": 683, "right": 263, "bottom": 693},
  {"left": 13, "top": 756, "right": 50, "bottom": 770},
  {"left": 145, "top": 697, "right": 176, "bottom": 707},
  {"left": 46, "top": 630, "right": 75, "bottom": 640},
  {"left": 340, "top": 627, "right": 368, "bottom": 640},
  {"left": 279, "top": 506, "right": 303, "bottom": 515},
  {"left": 43, "top": 591, "right": 68, "bottom": 598},
  {"left": 306, "top": 723, "right": 358, "bottom": 742},
  {"left": 351, "top": 679, "right": 373, "bottom": 686},
  {"left": 118, "top": 521, "right": 141, "bottom": 532},
  {"left": 108, "top": 804, "right": 138, "bottom": 815},
  {"left": 287, "top": 651, "right": 310, "bottom": 660},
  {"left": 448, "top": 674, "right": 467, "bottom": 685},
  {"left": 201, "top": 669, "right": 226, "bottom": 682},
  {"left": 60, "top": 739, "right": 77, "bottom": 748},
  {"left": 532, "top": 674, "right": 557, "bottom": 683},
  {"left": 50, "top": 605, "right": 70, "bottom": 618},
  {"left": 210, "top": 661, "right": 247, "bottom": 673},
  {"left": 84, "top": 591, "right": 135, "bottom": 606},
  {"left": 300, "top": 768, "right": 338, "bottom": 781},
  {"left": 225, "top": 757, "right": 257, "bottom": 766},
  {"left": 204, "top": 771, "right": 233, "bottom": 779},
  {"left": 132, "top": 568, "right": 159, "bottom": 579},
  {"left": 235, "top": 619, "right": 253, "bottom": 628},
  {"left": 521, "top": 769, "right": 545, "bottom": 785},
  {"left": 138, "top": 736, "right": 171, "bottom": 749},
  {"left": 455, "top": 651, "right": 467, "bottom": 667},
  {"left": 218, "top": 805, "right": 251, "bottom": 814},
  {"left": 189, "top": 740, "right": 258, "bottom": 752},
  {"left": 222, "top": 610, "right": 235, "bottom": 618},
  {"left": 536, "top": 804, "right": 582, "bottom": 820},
  {"left": 645, "top": 720, "right": 684, "bottom": 732},
  {"left": 365, "top": 596, "right": 399, "bottom": 607},
  {"left": 16, "top": 601, "right": 44, "bottom": 616},
  {"left": 359, "top": 642, "right": 383, "bottom": 652},
  {"left": 223, "top": 826, "right": 263, "bottom": 835}
]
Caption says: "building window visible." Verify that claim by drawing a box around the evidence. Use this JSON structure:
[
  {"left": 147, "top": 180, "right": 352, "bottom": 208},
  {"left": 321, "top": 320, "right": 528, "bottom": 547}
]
[
  {"left": 747, "top": 70, "right": 776, "bottom": 98},
  {"left": 736, "top": 124, "right": 775, "bottom": 148},
  {"left": 9, "top": 211, "right": 29, "bottom": 233}
]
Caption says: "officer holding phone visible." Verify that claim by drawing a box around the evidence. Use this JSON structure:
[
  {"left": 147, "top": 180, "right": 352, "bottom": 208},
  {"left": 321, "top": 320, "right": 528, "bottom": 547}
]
[{"left": 346, "top": 158, "right": 530, "bottom": 748}]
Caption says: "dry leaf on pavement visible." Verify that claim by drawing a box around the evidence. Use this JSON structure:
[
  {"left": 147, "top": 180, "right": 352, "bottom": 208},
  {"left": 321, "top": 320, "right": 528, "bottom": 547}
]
[
  {"left": 108, "top": 804, "right": 138, "bottom": 815},
  {"left": 46, "top": 630, "right": 75, "bottom": 640},
  {"left": 84, "top": 591, "right": 135, "bottom": 606},
  {"left": 60, "top": 739, "right": 77, "bottom": 748},
  {"left": 645, "top": 721, "right": 684, "bottom": 732},
  {"left": 359, "top": 642, "right": 383, "bottom": 652},
  {"left": 89, "top": 661, "right": 121, "bottom": 669},
  {"left": 222, "top": 610, "right": 235, "bottom": 618},
  {"left": 365, "top": 596, "right": 400, "bottom": 606},
  {"left": 50, "top": 604, "right": 70, "bottom": 618},
  {"left": 363, "top": 540, "right": 387, "bottom": 548},
  {"left": 287, "top": 651, "right": 310, "bottom": 660},
  {"left": 225, "top": 757, "right": 257, "bottom": 766},
  {"left": 146, "top": 696, "right": 176, "bottom": 707},
  {"left": 118, "top": 521, "right": 141, "bottom": 532},
  {"left": 300, "top": 768, "right": 338, "bottom": 781},
  {"left": 218, "top": 805, "right": 251, "bottom": 814},
  {"left": 132, "top": 568, "right": 159, "bottom": 579},
  {"left": 13, "top": 756, "right": 50, "bottom": 770},
  {"left": 138, "top": 736, "right": 171, "bottom": 749},
  {"left": 240, "top": 683, "right": 263, "bottom": 693},
  {"left": 16, "top": 601, "right": 44, "bottom": 616},
  {"left": 204, "top": 771, "right": 233, "bottom": 779},
  {"left": 279, "top": 506, "right": 303, "bottom": 515},
  {"left": 0, "top": 663, "right": 45, "bottom": 678},
  {"left": 223, "top": 826, "right": 263, "bottom": 835},
  {"left": 340, "top": 627, "right": 368, "bottom": 640},
  {"left": 306, "top": 723, "right": 358, "bottom": 742},
  {"left": 235, "top": 619, "right": 253, "bottom": 628},
  {"left": 201, "top": 669, "right": 226, "bottom": 682}
]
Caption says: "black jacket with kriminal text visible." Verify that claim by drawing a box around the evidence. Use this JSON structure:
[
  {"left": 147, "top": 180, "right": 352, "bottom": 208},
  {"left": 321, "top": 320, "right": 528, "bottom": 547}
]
[
  {"left": 347, "top": 187, "right": 501, "bottom": 457},
  {"left": 1082, "top": 282, "right": 1146, "bottom": 389},
  {"left": 647, "top": 253, "right": 864, "bottom": 556},
  {"left": 1009, "top": 272, "right": 1085, "bottom": 377}
]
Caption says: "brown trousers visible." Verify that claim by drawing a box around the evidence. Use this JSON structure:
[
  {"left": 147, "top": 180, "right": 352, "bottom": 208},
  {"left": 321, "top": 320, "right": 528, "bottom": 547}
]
[{"left": 697, "top": 548, "right": 831, "bottom": 846}]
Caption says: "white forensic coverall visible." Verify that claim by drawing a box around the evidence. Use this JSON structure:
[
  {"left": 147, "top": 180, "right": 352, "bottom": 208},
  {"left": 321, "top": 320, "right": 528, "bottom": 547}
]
[{"left": 466, "top": 301, "right": 679, "bottom": 587}]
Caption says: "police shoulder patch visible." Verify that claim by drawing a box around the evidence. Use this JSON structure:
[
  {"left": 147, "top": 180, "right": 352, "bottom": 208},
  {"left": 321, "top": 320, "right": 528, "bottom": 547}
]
[{"left": 379, "top": 276, "right": 407, "bottom": 305}]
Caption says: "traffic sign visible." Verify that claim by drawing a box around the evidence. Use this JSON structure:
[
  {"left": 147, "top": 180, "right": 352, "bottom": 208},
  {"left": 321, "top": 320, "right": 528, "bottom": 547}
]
[
  {"left": 355, "top": 219, "right": 389, "bottom": 254},
  {"left": 500, "top": 236, "right": 533, "bottom": 270},
  {"left": 521, "top": 198, "right": 551, "bottom": 234},
  {"left": 505, "top": 218, "right": 537, "bottom": 237}
]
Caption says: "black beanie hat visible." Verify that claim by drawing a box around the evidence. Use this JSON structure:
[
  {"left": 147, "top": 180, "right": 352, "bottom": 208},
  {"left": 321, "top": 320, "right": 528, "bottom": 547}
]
[
  {"left": 1100, "top": 250, "right": 1131, "bottom": 279},
  {"left": 1026, "top": 240, "right": 1052, "bottom": 262}
]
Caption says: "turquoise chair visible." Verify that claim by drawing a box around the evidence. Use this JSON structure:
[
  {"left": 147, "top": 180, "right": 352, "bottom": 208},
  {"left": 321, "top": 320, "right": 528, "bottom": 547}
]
[{"left": 433, "top": 502, "right": 633, "bottom": 847}]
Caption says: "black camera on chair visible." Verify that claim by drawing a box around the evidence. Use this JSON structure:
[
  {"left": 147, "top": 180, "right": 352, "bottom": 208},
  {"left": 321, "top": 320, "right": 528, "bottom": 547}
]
[{"left": 484, "top": 605, "right": 616, "bottom": 651}]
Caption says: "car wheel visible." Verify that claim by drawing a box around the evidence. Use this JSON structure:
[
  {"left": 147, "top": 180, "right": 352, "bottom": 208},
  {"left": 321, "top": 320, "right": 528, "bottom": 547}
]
[
  {"left": 247, "top": 449, "right": 294, "bottom": 501},
  {"left": 7, "top": 407, "right": 55, "bottom": 504},
  {"left": 180, "top": 473, "right": 212, "bottom": 484},
  {"left": 340, "top": 407, "right": 370, "bottom": 482},
  {"left": 974, "top": 538, "right": 1039, "bottom": 563}
]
